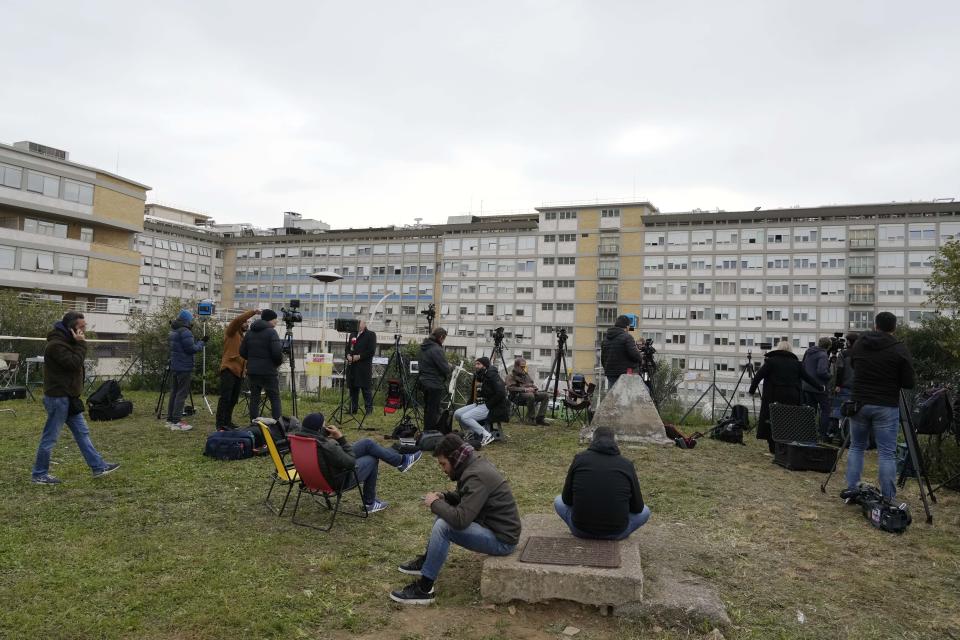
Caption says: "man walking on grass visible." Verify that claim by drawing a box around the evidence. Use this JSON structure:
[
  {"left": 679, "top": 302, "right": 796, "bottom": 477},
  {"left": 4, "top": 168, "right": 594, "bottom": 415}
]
[{"left": 31, "top": 311, "right": 119, "bottom": 485}]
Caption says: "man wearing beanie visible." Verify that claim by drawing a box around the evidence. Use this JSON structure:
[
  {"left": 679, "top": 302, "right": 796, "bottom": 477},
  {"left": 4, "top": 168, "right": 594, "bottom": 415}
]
[
  {"left": 453, "top": 357, "right": 509, "bottom": 447},
  {"left": 240, "top": 309, "right": 284, "bottom": 422},
  {"left": 296, "top": 413, "right": 422, "bottom": 514},
  {"left": 166, "top": 309, "right": 206, "bottom": 431},
  {"left": 600, "top": 315, "right": 643, "bottom": 390}
]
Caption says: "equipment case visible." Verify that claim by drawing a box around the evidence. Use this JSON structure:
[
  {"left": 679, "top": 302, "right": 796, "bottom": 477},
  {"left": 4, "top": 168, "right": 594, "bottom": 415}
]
[{"left": 773, "top": 441, "right": 838, "bottom": 473}]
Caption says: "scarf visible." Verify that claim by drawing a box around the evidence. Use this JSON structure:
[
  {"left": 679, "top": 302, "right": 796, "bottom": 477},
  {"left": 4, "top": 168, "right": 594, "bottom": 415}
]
[{"left": 450, "top": 442, "right": 475, "bottom": 479}]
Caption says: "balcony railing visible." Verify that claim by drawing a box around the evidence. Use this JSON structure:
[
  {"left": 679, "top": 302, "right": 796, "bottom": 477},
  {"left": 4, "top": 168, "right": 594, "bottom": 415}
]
[
  {"left": 847, "top": 265, "right": 876, "bottom": 276},
  {"left": 597, "top": 293, "right": 618, "bottom": 302},
  {"left": 849, "top": 320, "right": 873, "bottom": 330},
  {"left": 848, "top": 293, "right": 876, "bottom": 304},
  {"left": 848, "top": 238, "right": 876, "bottom": 249},
  {"left": 597, "top": 268, "right": 619, "bottom": 278},
  {"left": 598, "top": 244, "right": 620, "bottom": 255}
]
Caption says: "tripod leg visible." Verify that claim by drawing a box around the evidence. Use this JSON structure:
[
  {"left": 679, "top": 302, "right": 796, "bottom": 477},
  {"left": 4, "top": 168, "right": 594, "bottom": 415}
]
[
  {"left": 155, "top": 367, "right": 169, "bottom": 419},
  {"left": 821, "top": 418, "right": 851, "bottom": 493}
]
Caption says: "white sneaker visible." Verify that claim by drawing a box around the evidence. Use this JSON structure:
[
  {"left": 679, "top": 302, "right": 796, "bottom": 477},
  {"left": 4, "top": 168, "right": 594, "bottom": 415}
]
[
  {"left": 480, "top": 432, "right": 495, "bottom": 447},
  {"left": 169, "top": 421, "right": 194, "bottom": 431}
]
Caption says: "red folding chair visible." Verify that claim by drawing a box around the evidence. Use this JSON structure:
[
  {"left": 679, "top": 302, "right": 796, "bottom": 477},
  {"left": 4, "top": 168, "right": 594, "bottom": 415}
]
[{"left": 288, "top": 434, "right": 368, "bottom": 531}]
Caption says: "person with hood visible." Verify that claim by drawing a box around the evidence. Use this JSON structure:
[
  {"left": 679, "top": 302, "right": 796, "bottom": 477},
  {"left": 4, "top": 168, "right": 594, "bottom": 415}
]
[
  {"left": 418, "top": 327, "right": 452, "bottom": 432},
  {"left": 749, "top": 341, "right": 824, "bottom": 453},
  {"left": 295, "top": 413, "right": 422, "bottom": 514},
  {"left": 453, "top": 357, "right": 509, "bottom": 447},
  {"left": 801, "top": 336, "right": 833, "bottom": 440},
  {"left": 239, "top": 309, "right": 284, "bottom": 423},
  {"left": 390, "top": 433, "right": 520, "bottom": 605},
  {"left": 215, "top": 308, "right": 258, "bottom": 429},
  {"left": 554, "top": 426, "right": 649, "bottom": 539},
  {"left": 830, "top": 332, "right": 859, "bottom": 432},
  {"left": 843, "top": 312, "right": 915, "bottom": 500},
  {"left": 166, "top": 309, "right": 206, "bottom": 431},
  {"left": 31, "top": 311, "right": 119, "bottom": 484},
  {"left": 505, "top": 357, "right": 550, "bottom": 425},
  {"left": 346, "top": 319, "right": 377, "bottom": 415},
  {"left": 600, "top": 315, "right": 643, "bottom": 390}
]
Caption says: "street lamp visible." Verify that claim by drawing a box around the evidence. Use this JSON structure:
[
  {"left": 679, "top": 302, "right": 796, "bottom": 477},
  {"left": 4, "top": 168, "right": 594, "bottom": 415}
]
[{"left": 311, "top": 271, "right": 342, "bottom": 351}]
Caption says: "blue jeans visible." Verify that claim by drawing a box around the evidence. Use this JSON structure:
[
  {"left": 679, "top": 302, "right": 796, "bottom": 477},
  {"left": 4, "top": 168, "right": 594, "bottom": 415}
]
[
  {"left": 553, "top": 495, "right": 651, "bottom": 540},
  {"left": 421, "top": 518, "right": 516, "bottom": 581},
  {"left": 33, "top": 395, "right": 108, "bottom": 477},
  {"left": 455, "top": 403, "right": 490, "bottom": 438},
  {"left": 845, "top": 404, "right": 900, "bottom": 498},
  {"left": 340, "top": 438, "right": 402, "bottom": 505}
]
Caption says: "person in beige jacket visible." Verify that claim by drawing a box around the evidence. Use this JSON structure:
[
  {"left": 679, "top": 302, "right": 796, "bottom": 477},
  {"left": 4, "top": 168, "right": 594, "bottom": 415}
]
[{"left": 216, "top": 309, "right": 258, "bottom": 428}]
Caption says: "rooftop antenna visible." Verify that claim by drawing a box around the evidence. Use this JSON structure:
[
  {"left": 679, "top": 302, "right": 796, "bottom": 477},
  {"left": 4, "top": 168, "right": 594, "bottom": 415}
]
[{"left": 414, "top": 217, "right": 422, "bottom": 227}]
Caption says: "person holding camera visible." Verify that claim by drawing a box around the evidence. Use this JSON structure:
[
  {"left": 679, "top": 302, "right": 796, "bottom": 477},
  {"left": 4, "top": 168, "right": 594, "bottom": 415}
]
[
  {"left": 390, "top": 433, "right": 520, "bottom": 605},
  {"left": 600, "top": 315, "right": 643, "bottom": 390},
  {"left": 749, "top": 341, "right": 824, "bottom": 453},
  {"left": 831, "top": 332, "right": 858, "bottom": 426},
  {"left": 240, "top": 309, "right": 283, "bottom": 423},
  {"left": 346, "top": 319, "right": 377, "bottom": 415},
  {"left": 454, "top": 357, "right": 509, "bottom": 447},
  {"left": 843, "top": 312, "right": 915, "bottom": 500},
  {"left": 31, "top": 312, "right": 120, "bottom": 484},
  {"left": 296, "top": 413, "right": 422, "bottom": 513},
  {"left": 801, "top": 337, "right": 833, "bottom": 441},
  {"left": 418, "top": 327, "right": 452, "bottom": 432},
  {"left": 506, "top": 357, "right": 549, "bottom": 425},
  {"left": 215, "top": 308, "right": 258, "bottom": 429},
  {"left": 165, "top": 309, "right": 207, "bottom": 431}
]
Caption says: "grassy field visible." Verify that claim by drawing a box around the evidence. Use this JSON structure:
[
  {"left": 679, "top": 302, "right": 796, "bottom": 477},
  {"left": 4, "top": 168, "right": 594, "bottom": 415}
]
[{"left": 2, "top": 390, "right": 960, "bottom": 640}]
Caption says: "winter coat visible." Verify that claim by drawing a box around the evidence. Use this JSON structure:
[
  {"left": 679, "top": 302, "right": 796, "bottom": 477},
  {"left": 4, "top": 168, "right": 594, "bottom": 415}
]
[
  {"left": 168, "top": 318, "right": 203, "bottom": 373},
  {"left": 801, "top": 345, "right": 831, "bottom": 395},
  {"left": 418, "top": 337, "right": 452, "bottom": 390},
  {"left": 220, "top": 310, "right": 258, "bottom": 378},
  {"left": 505, "top": 368, "right": 538, "bottom": 394},
  {"left": 43, "top": 322, "right": 86, "bottom": 398},
  {"left": 749, "top": 350, "right": 824, "bottom": 441},
  {"left": 346, "top": 329, "right": 377, "bottom": 388},
  {"left": 561, "top": 431, "right": 644, "bottom": 536},
  {"left": 296, "top": 430, "right": 357, "bottom": 486},
  {"left": 239, "top": 319, "right": 283, "bottom": 377},
  {"left": 600, "top": 327, "right": 643, "bottom": 377},
  {"left": 430, "top": 451, "right": 521, "bottom": 545},
  {"left": 477, "top": 367, "right": 510, "bottom": 423},
  {"left": 835, "top": 351, "right": 855, "bottom": 390},
  {"left": 850, "top": 331, "right": 915, "bottom": 407}
]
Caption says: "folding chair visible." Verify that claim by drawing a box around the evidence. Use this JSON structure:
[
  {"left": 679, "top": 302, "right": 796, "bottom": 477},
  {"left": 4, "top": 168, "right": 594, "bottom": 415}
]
[
  {"left": 0, "top": 353, "right": 20, "bottom": 389},
  {"left": 508, "top": 392, "right": 528, "bottom": 423},
  {"left": 562, "top": 375, "right": 596, "bottom": 428},
  {"left": 288, "top": 434, "right": 368, "bottom": 531},
  {"left": 257, "top": 420, "right": 298, "bottom": 516}
]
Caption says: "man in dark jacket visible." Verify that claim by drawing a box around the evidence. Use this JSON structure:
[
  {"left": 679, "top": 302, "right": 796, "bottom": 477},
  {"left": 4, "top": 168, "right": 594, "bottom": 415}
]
[
  {"left": 418, "top": 327, "right": 452, "bottom": 432},
  {"left": 239, "top": 309, "right": 284, "bottom": 422},
  {"left": 391, "top": 433, "right": 520, "bottom": 604},
  {"left": 296, "top": 413, "right": 421, "bottom": 513},
  {"left": 600, "top": 315, "right": 643, "bottom": 389},
  {"left": 31, "top": 312, "right": 119, "bottom": 484},
  {"left": 454, "top": 357, "right": 509, "bottom": 447},
  {"left": 830, "top": 333, "right": 859, "bottom": 433},
  {"left": 749, "top": 341, "right": 824, "bottom": 453},
  {"left": 801, "top": 337, "right": 833, "bottom": 440},
  {"left": 166, "top": 309, "right": 206, "bottom": 431},
  {"left": 554, "top": 427, "right": 649, "bottom": 539},
  {"left": 844, "top": 312, "right": 915, "bottom": 500},
  {"left": 346, "top": 319, "right": 377, "bottom": 415},
  {"left": 505, "top": 357, "right": 549, "bottom": 425},
  {"left": 216, "top": 308, "right": 258, "bottom": 429}
]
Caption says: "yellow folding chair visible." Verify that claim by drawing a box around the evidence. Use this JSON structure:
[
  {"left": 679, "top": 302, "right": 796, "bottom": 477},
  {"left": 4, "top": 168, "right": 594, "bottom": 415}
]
[{"left": 257, "top": 420, "right": 298, "bottom": 516}]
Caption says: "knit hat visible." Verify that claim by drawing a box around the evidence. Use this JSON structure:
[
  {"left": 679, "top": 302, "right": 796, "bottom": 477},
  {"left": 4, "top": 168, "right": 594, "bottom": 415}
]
[
  {"left": 302, "top": 413, "right": 325, "bottom": 433},
  {"left": 260, "top": 309, "right": 278, "bottom": 322},
  {"left": 177, "top": 309, "right": 194, "bottom": 324},
  {"left": 476, "top": 357, "right": 491, "bottom": 369},
  {"left": 614, "top": 315, "right": 631, "bottom": 328}
]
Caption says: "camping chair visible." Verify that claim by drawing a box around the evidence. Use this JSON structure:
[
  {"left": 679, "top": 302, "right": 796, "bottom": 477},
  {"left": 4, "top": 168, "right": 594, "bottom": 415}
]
[
  {"left": 507, "top": 391, "right": 528, "bottom": 423},
  {"left": 0, "top": 353, "right": 20, "bottom": 390},
  {"left": 257, "top": 420, "right": 298, "bottom": 516},
  {"left": 383, "top": 379, "right": 403, "bottom": 415},
  {"left": 562, "top": 374, "right": 596, "bottom": 428},
  {"left": 288, "top": 434, "right": 368, "bottom": 531}
]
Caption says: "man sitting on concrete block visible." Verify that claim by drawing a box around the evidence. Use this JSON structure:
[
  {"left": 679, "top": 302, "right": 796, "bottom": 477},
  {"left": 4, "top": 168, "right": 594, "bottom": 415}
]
[
  {"left": 554, "top": 426, "right": 650, "bottom": 540},
  {"left": 390, "top": 433, "right": 521, "bottom": 605}
]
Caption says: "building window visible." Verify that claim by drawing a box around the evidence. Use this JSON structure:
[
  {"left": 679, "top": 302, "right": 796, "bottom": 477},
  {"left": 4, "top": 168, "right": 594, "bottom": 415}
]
[
  {"left": 544, "top": 212, "right": 557, "bottom": 220},
  {"left": 544, "top": 235, "right": 556, "bottom": 243},
  {"left": 0, "top": 163, "right": 23, "bottom": 189},
  {"left": 26, "top": 170, "right": 60, "bottom": 198},
  {"left": 62, "top": 179, "right": 94, "bottom": 205},
  {"left": 542, "top": 257, "right": 555, "bottom": 265},
  {"left": 601, "top": 208, "right": 620, "bottom": 218},
  {"left": 80, "top": 227, "right": 93, "bottom": 242},
  {"left": 558, "top": 234, "right": 576, "bottom": 242}
]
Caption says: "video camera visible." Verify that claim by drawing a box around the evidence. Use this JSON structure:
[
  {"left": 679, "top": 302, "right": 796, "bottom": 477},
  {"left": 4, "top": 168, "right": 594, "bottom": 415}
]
[
  {"left": 556, "top": 327, "right": 568, "bottom": 346},
  {"left": 639, "top": 338, "right": 657, "bottom": 373},
  {"left": 491, "top": 326, "right": 505, "bottom": 344},
  {"left": 281, "top": 299, "right": 302, "bottom": 326},
  {"left": 828, "top": 331, "right": 845, "bottom": 355},
  {"left": 421, "top": 303, "right": 436, "bottom": 322}
]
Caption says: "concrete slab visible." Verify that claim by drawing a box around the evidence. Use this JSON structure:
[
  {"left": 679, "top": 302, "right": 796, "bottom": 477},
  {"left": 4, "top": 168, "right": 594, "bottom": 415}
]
[
  {"left": 481, "top": 514, "right": 643, "bottom": 607},
  {"left": 580, "top": 375, "right": 673, "bottom": 446}
]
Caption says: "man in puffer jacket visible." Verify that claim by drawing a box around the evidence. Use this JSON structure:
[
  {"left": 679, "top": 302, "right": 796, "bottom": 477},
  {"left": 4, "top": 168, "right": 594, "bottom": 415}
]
[
  {"left": 239, "top": 309, "right": 284, "bottom": 423},
  {"left": 802, "top": 337, "right": 833, "bottom": 441},
  {"left": 418, "top": 327, "right": 452, "bottom": 432},
  {"left": 166, "top": 309, "right": 205, "bottom": 431},
  {"left": 600, "top": 315, "right": 643, "bottom": 389}
]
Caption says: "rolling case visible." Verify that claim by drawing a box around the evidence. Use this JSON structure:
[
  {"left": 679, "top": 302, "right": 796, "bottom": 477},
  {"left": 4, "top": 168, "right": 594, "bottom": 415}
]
[
  {"left": 773, "top": 441, "right": 838, "bottom": 473},
  {"left": 769, "top": 403, "right": 818, "bottom": 444}
]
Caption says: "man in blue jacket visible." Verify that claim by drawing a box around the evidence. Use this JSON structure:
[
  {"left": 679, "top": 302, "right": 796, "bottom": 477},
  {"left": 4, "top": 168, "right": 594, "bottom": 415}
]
[
  {"left": 166, "top": 309, "right": 206, "bottom": 431},
  {"left": 802, "top": 337, "right": 833, "bottom": 441}
]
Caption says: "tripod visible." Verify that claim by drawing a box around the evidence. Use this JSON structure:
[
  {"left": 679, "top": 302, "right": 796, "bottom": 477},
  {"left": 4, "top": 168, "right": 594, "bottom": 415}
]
[
  {"left": 331, "top": 332, "right": 360, "bottom": 427},
  {"left": 821, "top": 390, "right": 934, "bottom": 524},
  {"left": 198, "top": 319, "right": 213, "bottom": 415},
  {"left": 155, "top": 366, "right": 197, "bottom": 420},
  {"left": 489, "top": 333, "right": 509, "bottom": 378},
  {"left": 362, "top": 333, "right": 422, "bottom": 430},
  {"left": 680, "top": 352, "right": 755, "bottom": 425},
  {"left": 543, "top": 330, "right": 569, "bottom": 419},
  {"left": 282, "top": 323, "right": 300, "bottom": 419}
]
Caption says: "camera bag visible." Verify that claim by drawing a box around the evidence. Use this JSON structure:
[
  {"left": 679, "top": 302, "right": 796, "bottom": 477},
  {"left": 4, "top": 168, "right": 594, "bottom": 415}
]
[
  {"left": 911, "top": 387, "right": 953, "bottom": 435},
  {"left": 418, "top": 430, "right": 443, "bottom": 451},
  {"left": 709, "top": 418, "right": 745, "bottom": 445},
  {"left": 87, "top": 380, "right": 134, "bottom": 421},
  {"left": 773, "top": 441, "right": 838, "bottom": 472},
  {"left": 856, "top": 485, "right": 912, "bottom": 534},
  {"left": 204, "top": 429, "right": 255, "bottom": 460}
]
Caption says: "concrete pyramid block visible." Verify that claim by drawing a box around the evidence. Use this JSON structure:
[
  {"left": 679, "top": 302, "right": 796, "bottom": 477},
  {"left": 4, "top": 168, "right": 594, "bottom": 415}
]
[{"left": 580, "top": 375, "right": 673, "bottom": 446}]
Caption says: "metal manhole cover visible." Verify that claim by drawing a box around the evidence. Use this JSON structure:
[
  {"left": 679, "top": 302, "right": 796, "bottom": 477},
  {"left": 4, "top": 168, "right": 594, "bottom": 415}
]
[{"left": 519, "top": 536, "right": 621, "bottom": 568}]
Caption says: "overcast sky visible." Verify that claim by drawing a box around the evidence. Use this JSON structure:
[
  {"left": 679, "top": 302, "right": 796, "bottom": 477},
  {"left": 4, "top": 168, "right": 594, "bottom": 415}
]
[{"left": 3, "top": 1, "right": 959, "bottom": 228}]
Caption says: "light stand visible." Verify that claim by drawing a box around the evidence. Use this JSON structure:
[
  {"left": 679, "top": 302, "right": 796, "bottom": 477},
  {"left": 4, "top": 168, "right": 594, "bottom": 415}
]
[
  {"left": 360, "top": 333, "right": 422, "bottom": 430},
  {"left": 311, "top": 271, "right": 343, "bottom": 352},
  {"left": 331, "top": 331, "right": 360, "bottom": 427},
  {"left": 199, "top": 318, "right": 213, "bottom": 415}
]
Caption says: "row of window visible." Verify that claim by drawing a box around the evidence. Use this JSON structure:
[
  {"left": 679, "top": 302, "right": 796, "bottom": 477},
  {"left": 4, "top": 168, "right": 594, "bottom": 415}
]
[
  {"left": 443, "top": 237, "right": 537, "bottom": 253},
  {"left": 640, "top": 279, "right": 929, "bottom": 297},
  {"left": 442, "top": 283, "right": 536, "bottom": 295},
  {"left": 138, "top": 236, "right": 215, "bottom": 256},
  {"left": 542, "top": 256, "right": 576, "bottom": 265},
  {"left": 237, "top": 243, "right": 437, "bottom": 259},
  {"left": 234, "top": 283, "right": 435, "bottom": 296},
  {"left": 140, "top": 276, "right": 210, "bottom": 292},
  {"left": 543, "top": 210, "right": 577, "bottom": 220},
  {"left": 541, "top": 280, "right": 575, "bottom": 288},
  {"left": 0, "top": 244, "right": 88, "bottom": 277},
  {"left": 142, "top": 257, "right": 213, "bottom": 274},
  {"left": 543, "top": 234, "right": 577, "bottom": 243},
  {"left": 642, "top": 252, "right": 934, "bottom": 271},
  {"left": 0, "top": 163, "right": 94, "bottom": 205},
  {"left": 442, "top": 260, "right": 535, "bottom": 273},
  {"left": 640, "top": 306, "right": 910, "bottom": 324},
  {"left": 643, "top": 223, "right": 959, "bottom": 248}
]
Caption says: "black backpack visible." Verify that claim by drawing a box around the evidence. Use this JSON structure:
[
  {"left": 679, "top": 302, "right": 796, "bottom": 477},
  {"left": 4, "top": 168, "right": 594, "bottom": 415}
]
[
  {"left": 730, "top": 404, "right": 750, "bottom": 429},
  {"left": 87, "top": 380, "right": 134, "bottom": 421},
  {"left": 710, "top": 418, "right": 745, "bottom": 445},
  {"left": 912, "top": 387, "right": 953, "bottom": 435}
]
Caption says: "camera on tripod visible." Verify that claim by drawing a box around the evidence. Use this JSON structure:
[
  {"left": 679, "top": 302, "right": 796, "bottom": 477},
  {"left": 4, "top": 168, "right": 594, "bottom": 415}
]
[
  {"left": 639, "top": 338, "right": 657, "bottom": 372},
  {"left": 281, "top": 299, "right": 302, "bottom": 326},
  {"left": 492, "top": 326, "right": 505, "bottom": 344},
  {"left": 421, "top": 303, "right": 436, "bottom": 322},
  {"left": 556, "top": 327, "right": 568, "bottom": 343}
]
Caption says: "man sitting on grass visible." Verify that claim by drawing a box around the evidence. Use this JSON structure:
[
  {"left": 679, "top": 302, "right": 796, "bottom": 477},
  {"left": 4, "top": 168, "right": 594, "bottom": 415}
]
[
  {"left": 554, "top": 426, "right": 650, "bottom": 540},
  {"left": 297, "top": 413, "right": 421, "bottom": 513},
  {"left": 390, "top": 433, "right": 521, "bottom": 605}
]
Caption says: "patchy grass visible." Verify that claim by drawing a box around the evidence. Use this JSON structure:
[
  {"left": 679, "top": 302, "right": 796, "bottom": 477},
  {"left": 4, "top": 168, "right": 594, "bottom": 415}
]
[{"left": 2, "top": 391, "right": 959, "bottom": 639}]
